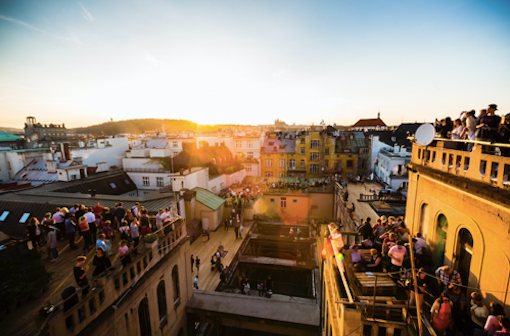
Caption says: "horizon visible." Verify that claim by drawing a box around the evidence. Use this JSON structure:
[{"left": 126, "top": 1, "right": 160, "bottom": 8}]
[{"left": 1, "top": 0, "right": 509, "bottom": 128}]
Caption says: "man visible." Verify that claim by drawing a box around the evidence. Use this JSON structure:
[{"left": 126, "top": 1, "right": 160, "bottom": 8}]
[
  {"left": 193, "top": 275, "right": 199, "bottom": 289},
  {"left": 132, "top": 202, "right": 140, "bottom": 218},
  {"left": 435, "top": 265, "right": 462, "bottom": 289},
  {"left": 224, "top": 218, "right": 229, "bottom": 232},
  {"left": 113, "top": 202, "right": 125, "bottom": 231},
  {"left": 70, "top": 203, "right": 79, "bottom": 215},
  {"left": 388, "top": 241, "right": 407, "bottom": 273},
  {"left": 470, "top": 292, "right": 489, "bottom": 336},
  {"left": 52, "top": 208, "right": 65, "bottom": 240},
  {"left": 373, "top": 221, "right": 388, "bottom": 254},
  {"left": 92, "top": 202, "right": 103, "bottom": 228},
  {"left": 74, "top": 256, "right": 89, "bottom": 297},
  {"left": 195, "top": 256, "right": 200, "bottom": 274},
  {"left": 499, "top": 113, "right": 510, "bottom": 156},
  {"left": 46, "top": 226, "right": 59, "bottom": 262},
  {"left": 349, "top": 244, "right": 365, "bottom": 270},
  {"left": 477, "top": 104, "right": 501, "bottom": 142},
  {"left": 65, "top": 214, "right": 78, "bottom": 250},
  {"left": 84, "top": 207, "right": 97, "bottom": 242},
  {"left": 96, "top": 233, "right": 108, "bottom": 253},
  {"left": 358, "top": 217, "right": 373, "bottom": 241},
  {"left": 414, "top": 233, "right": 428, "bottom": 253},
  {"left": 444, "top": 285, "right": 466, "bottom": 335},
  {"left": 191, "top": 254, "right": 194, "bottom": 273}
]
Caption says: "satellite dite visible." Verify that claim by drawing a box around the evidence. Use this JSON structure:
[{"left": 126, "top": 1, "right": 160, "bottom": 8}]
[{"left": 414, "top": 123, "right": 436, "bottom": 146}]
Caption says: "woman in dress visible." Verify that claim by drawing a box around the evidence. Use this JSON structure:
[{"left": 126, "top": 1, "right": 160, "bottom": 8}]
[{"left": 431, "top": 293, "right": 453, "bottom": 334}]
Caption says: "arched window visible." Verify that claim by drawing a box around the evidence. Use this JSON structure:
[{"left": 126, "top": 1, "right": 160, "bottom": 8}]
[
  {"left": 157, "top": 281, "right": 167, "bottom": 320},
  {"left": 172, "top": 265, "right": 180, "bottom": 302},
  {"left": 434, "top": 214, "right": 448, "bottom": 267},
  {"left": 138, "top": 297, "right": 151, "bottom": 336},
  {"left": 456, "top": 229, "right": 473, "bottom": 288},
  {"left": 419, "top": 203, "right": 429, "bottom": 238}
]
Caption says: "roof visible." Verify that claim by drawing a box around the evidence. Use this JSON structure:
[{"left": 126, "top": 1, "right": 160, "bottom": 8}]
[
  {"left": 134, "top": 138, "right": 168, "bottom": 149},
  {"left": 262, "top": 132, "right": 296, "bottom": 154},
  {"left": 370, "top": 123, "right": 423, "bottom": 148},
  {"left": 0, "top": 132, "right": 21, "bottom": 142},
  {"left": 192, "top": 187, "right": 225, "bottom": 210},
  {"left": 0, "top": 200, "right": 55, "bottom": 239},
  {"left": 352, "top": 118, "right": 387, "bottom": 127},
  {"left": 335, "top": 131, "right": 369, "bottom": 153},
  {"left": 52, "top": 172, "right": 136, "bottom": 195}
]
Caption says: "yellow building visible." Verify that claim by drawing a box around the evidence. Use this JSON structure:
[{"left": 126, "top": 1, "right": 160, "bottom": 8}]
[
  {"left": 261, "top": 132, "right": 296, "bottom": 178},
  {"left": 406, "top": 139, "right": 510, "bottom": 314}
]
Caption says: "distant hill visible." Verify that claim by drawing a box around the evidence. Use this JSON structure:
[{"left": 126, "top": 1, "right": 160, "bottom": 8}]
[
  {"left": 0, "top": 127, "right": 23, "bottom": 134},
  {"left": 72, "top": 119, "right": 199, "bottom": 135}
]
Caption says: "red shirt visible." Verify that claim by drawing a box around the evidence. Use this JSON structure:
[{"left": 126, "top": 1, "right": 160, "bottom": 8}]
[
  {"left": 79, "top": 221, "right": 89, "bottom": 232},
  {"left": 93, "top": 206, "right": 103, "bottom": 218}
]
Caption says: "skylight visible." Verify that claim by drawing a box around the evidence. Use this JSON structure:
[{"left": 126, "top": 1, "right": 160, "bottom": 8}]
[
  {"left": 110, "top": 183, "right": 117, "bottom": 188},
  {"left": 19, "top": 213, "right": 30, "bottom": 223},
  {"left": 0, "top": 211, "right": 9, "bottom": 221}
]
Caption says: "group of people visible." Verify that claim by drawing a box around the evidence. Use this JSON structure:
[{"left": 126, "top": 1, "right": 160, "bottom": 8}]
[
  {"left": 327, "top": 215, "right": 510, "bottom": 336},
  {"left": 236, "top": 274, "right": 273, "bottom": 297},
  {"left": 435, "top": 103, "right": 509, "bottom": 154}
]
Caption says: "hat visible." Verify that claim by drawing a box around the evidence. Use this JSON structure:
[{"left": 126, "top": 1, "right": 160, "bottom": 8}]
[{"left": 488, "top": 104, "right": 498, "bottom": 110}]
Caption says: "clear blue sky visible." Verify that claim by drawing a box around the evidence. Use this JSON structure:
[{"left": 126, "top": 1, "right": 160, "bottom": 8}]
[{"left": 1, "top": 0, "right": 509, "bottom": 128}]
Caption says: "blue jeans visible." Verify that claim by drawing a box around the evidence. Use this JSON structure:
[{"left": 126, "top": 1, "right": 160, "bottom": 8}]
[{"left": 50, "top": 247, "right": 58, "bottom": 259}]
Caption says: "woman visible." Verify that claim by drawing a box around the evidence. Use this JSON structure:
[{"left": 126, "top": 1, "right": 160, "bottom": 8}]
[
  {"left": 155, "top": 209, "right": 165, "bottom": 230},
  {"left": 140, "top": 210, "right": 151, "bottom": 236},
  {"left": 101, "top": 207, "right": 114, "bottom": 230},
  {"left": 124, "top": 209, "right": 134, "bottom": 224},
  {"left": 382, "top": 233, "right": 398, "bottom": 256},
  {"left": 78, "top": 215, "right": 92, "bottom": 253},
  {"left": 398, "top": 222, "right": 410, "bottom": 242},
  {"left": 92, "top": 247, "right": 112, "bottom": 278},
  {"left": 26, "top": 217, "right": 41, "bottom": 250},
  {"left": 119, "top": 220, "right": 130, "bottom": 241},
  {"left": 431, "top": 293, "right": 453, "bottom": 334},
  {"left": 485, "top": 302, "right": 505, "bottom": 336},
  {"left": 366, "top": 249, "right": 383, "bottom": 272},
  {"left": 102, "top": 220, "right": 113, "bottom": 255},
  {"left": 118, "top": 240, "right": 133, "bottom": 268},
  {"left": 409, "top": 268, "right": 427, "bottom": 310},
  {"left": 449, "top": 119, "right": 465, "bottom": 140}
]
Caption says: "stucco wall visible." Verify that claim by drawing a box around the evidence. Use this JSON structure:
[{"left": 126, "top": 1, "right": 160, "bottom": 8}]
[{"left": 71, "top": 137, "right": 129, "bottom": 171}]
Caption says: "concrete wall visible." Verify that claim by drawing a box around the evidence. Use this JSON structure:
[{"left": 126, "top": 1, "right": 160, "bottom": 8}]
[
  {"left": 369, "top": 135, "right": 391, "bottom": 171},
  {"left": 195, "top": 201, "right": 224, "bottom": 231},
  {"left": 71, "top": 137, "right": 129, "bottom": 171}
]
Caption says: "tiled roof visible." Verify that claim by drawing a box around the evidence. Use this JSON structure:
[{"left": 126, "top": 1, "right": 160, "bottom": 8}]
[
  {"left": 9, "top": 159, "right": 80, "bottom": 185},
  {"left": 335, "top": 132, "right": 369, "bottom": 153},
  {"left": 192, "top": 187, "right": 225, "bottom": 210},
  {"left": 0, "top": 132, "right": 21, "bottom": 142},
  {"left": 262, "top": 132, "right": 296, "bottom": 154},
  {"left": 352, "top": 118, "right": 387, "bottom": 127}
]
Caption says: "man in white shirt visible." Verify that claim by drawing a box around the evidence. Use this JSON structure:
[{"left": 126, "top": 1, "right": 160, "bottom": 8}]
[
  {"left": 388, "top": 241, "right": 407, "bottom": 273},
  {"left": 52, "top": 208, "right": 65, "bottom": 240}
]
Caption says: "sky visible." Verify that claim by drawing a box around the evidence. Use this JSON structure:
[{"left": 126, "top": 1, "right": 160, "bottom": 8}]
[{"left": 0, "top": 0, "right": 509, "bottom": 128}]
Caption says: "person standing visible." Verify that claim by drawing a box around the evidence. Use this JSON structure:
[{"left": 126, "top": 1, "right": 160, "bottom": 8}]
[
  {"left": 74, "top": 256, "right": 90, "bottom": 297},
  {"left": 431, "top": 293, "right": 453, "bottom": 334},
  {"left": 139, "top": 210, "right": 151, "bottom": 236},
  {"left": 224, "top": 219, "right": 229, "bottom": 232},
  {"left": 102, "top": 220, "right": 113, "bottom": 255},
  {"left": 477, "top": 104, "right": 501, "bottom": 142},
  {"left": 130, "top": 218, "right": 140, "bottom": 255},
  {"left": 52, "top": 208, "right": 65, "bottom": 241},
  {"left": 444, "top": 285, "right": 466, "bottom": 335},
  {"left": 26, "top": 217, "right": 41, "bottom": 250},
  {"left": 265, "top": 276, "right": 273, "bottom": 298},
  {"left": 234, "top": 225, "right": 239, "bottom": 239},
  {"left": 78, "top": 215, "right": 92, "bottom": 253},
  {"left": 194, "top": 275, "right": 199, "bottom": 290},
  {"left": 85, "top": 207, "right": 97, "bottom": 243},
  {"left": 92, "top": 202, "right": 103, "bottom": 229},
  {"left": 113, "top": 202, "right": 125, "bottom": 231},
  {"left": 118, "top": 240, "right": 133, "bottom": 268},
  {"left": 195, "top": 256, "right": 200, "bottom": 274},
  {"left": 66, "top": 214, "right": 78, "bottom": 250},
  {"left": 388, "top": 241, "right": 407, "bottom": 274},
  {"left": 470, "top": 292, "right": 489, "bottom": 336},
  {"left": 46, "top": 226, "right": 59, "bottom": 262},
  {"left": 239, "top": 223, "right": 244, "bottom": 239},
  {"left": 155, "top": 209, "right": 165, "bottom": 231},
  {"left": 191, "top": 254, "right": 194, "bottom": 273},
  {"left": 409, "top": 268, "right": 427, "bottom": 310},
  {"left": 92, "top": 247, "right": 112, "bottom": 278}
]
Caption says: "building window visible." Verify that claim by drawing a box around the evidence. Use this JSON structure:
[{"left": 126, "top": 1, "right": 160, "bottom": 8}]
[
  {"left": 212, "top": 186, "right": 217, "bottom": 193},
  {"left": 138, "top": 297, "right": 152, "bottom": 336},
  {"left": 173, "top": 141, "right": 178, "bottom": 148},
  {"left": 172, "top": 265, "right": 180, "bottom": 302},
  {"left": 300, "top": 147, "right": 305, "bottom": 155},
  {"left": 19, "top": 213, "right": 30, "bottom": 223},
  {"left": 247, "top": 141, "right": 253, "bottom": 148},
  {"left": 361, "top": 148, "right": 369, "bottom": 154},
  {"left": 142, "top": 176, "right": 150, "bottom": 186},
  {"left": 110, "top": 183, "right": 117, "bottom": 188},
  {"left": 265, "top": 159, "right": 272, "bottom": 167},
  {"left": 300, "top": 138, "right": 305, "bottom": 144},
  {"left": 325, "top": 147, "right": 330, "bottom": 155},
  {"left": 280, "top": 197, "right": 286, "bottom": 208},
  {"left": 279, "top": 159, "right": 285, "bottom": 168},
  {"left": 310, "top": 153, "right": 319, "bottom": 161},
  {"left": 300, "top": 160, "right": 305, "bottom": 168},
  {"left": 156, "top": 177, "right": 164, "bottom": 187},
  {"left": 279, "top": 172, "right": 285, "bottom": 177},
  {"left": 157, "top": 281, "right": 167, "bottom": 320},
  {"left": 347, "top": 160, "right": 353, "bottom": 169},
  {"left": 310, "top": 164, "right": 319, "bottom": 174},
  {"left": 265, "top": 171, "right": 273, "bottom": 177},
  {"left": 236, "top": 141, "right": 242, "bottom": 148},
  {"left": 311, "top": 140, "right": 319, "bottom": 149},
  {"left": 360, "top": 160, "right": 367, "bottom": 169},
  {"left": 270, "top": 198, "right": 275, "bottom": 202},
  {"left": 325, "top": 160, "right": 329, "bottom": 167},
  {"left": 247, "top": 152, "right": 253, "bottom": 159},
  {"left": 288, "top": 160, "right": 295, "bottom": 169},
  {"left": 245, "top": 164, "right": 252, "bottom": 172},
  {"left": 0, "top": 211, "right": 9, "bottom": 221}
]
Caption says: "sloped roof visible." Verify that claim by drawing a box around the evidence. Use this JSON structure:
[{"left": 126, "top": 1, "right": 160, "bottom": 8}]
[
  {"left": 0, "top": 201, "right": 55, "bottom": 239},
  {"left": 262, "top": 132, "right": 296, "bottom": 154},
  {"left": 335, "top": 132, "right": 369, "bottom": 153},
  {"left": 53, "top": 172, "right": 136, "bottom": 195},
  {"left": 9, "top": 159, "right": 81, "bottom": 185},
  {"left": 352, "top": 118, "right": 387, "bottom": 127},
  {"left": 0, "top": 132, "right": 21, "bottom": 142},
  {"left": 192, "top": 187, "right": 225, "bottom": 210}
]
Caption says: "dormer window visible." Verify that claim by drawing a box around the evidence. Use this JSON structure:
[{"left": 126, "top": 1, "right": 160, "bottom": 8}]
[
  {"left": 19, "top": 213, "right": 30, "bottom": 223},
  {"left": 0, "top": 211, "right": 9, "bottom": 221}
]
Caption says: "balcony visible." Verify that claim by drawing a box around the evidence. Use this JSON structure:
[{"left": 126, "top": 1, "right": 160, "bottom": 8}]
[
  {"left": 410, "top": 139, "right": 510, "bottom": 189},
  {"left": 45, "top": 218, "right": 186, "bottom": 336},
  {"left": 123, "top": 168, "right": 174, "bottom": 174}
]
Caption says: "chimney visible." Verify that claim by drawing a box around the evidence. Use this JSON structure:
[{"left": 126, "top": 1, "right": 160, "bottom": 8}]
[
  {"left": 400, "top": 146, "right": 407, "bottom": 156},
  {"left": 47, "top": 160, "right": 57, "bottom": 173},
  {"left": 64, "top": 143, "right": 71, "bottom": 162},
  {"left": 60, "top": 143, "right": 66, "bottom": 161},
  {"left": 394, "top": 144, "right": 399, "bottom": 153}
]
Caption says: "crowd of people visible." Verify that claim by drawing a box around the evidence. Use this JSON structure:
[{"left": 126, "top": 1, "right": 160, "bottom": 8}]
[
  {"left": 435, "top": 103, "right": 509, "bottom": 154},
  {"left": 25, "top": 201, "right": 176, "bottom": 301},
  {"left": 326, "top": 216, "right": 510, "bottom": 336}
]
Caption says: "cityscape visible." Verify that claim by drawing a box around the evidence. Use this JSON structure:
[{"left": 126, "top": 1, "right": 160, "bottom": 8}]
[{"left": 0, "top": 1, "right": 510, "bottom": 336}]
